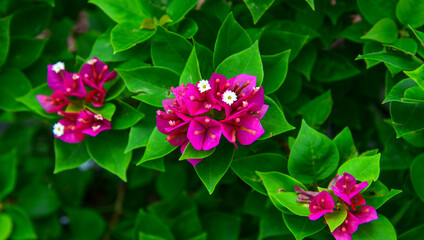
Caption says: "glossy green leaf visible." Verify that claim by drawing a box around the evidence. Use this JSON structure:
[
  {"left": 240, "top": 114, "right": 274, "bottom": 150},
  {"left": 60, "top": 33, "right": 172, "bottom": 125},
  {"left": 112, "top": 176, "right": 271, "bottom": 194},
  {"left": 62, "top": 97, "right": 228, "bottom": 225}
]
[
  {"left": 362, "top": 181, "right": 402, "bottom": 209},
  {"left": 89, "top": 29, "right": 133, "bottom": 62},
  {"left": 180, "top": 142, "right": 215, "bottom": 160},
  {"left": 176, "top": 18, "right": 198, "bottom": 39},
  {"left": 195, "top": 141, "right": 235, "bottom": 194},
  {"left": 259, "top": 30, "right": 308, "bottom": 61},
  {"left": 231, "top": 153, "right": 287, "bottom": 195},
  {"left": 135, "top": 210, "right": 175, "bottom": 240},
  {"left": 337, "top": 154, "right": 381, "bottom": 183},
  {"left": 89, "top": 0, "right": 149, "bottom": 23},
  {"left": 117, "top": 66, "right": 179, "bottom": 107},
  {"left": 282, "top": 213, "right": 326, "bottom": 240},
  {"left": 87, "top": 102, "right": 116, "bottom": 121},
  {"left": 396, "top": 0, "right": 424, "bottom": 28},
  {"left": 139, "top": 127, "right": 177, "bottom": 164},
  {"left": 361, "top": 18, "right": 398, "bottom": 44},
  {"left": 0, "top": 214, "right": 12, "bottom": 240},
  {"left": 399, "top": 224, "right": 424, "bottom": 240},
  {"left": 151, "top": 26, "right": 192, "bottom": 74},
  {"left": 305, "top": 0, "right": 315, "bottom": 10},
  {"left": 333, "top": 127, "right": 358, "bottom": 163},
  {"left": 288, "top": 120, "right": 339, "bottom": 184},
  {"left": 257, "top": 171, "right": 306, "bottom": 194},
  {"left": 54, "top": 139, "right": 90, "bottom": 174},
  {"left": 111, "top": 21, "right": 155, "bottom": 53},
  {"left": 383, "top": 78, "right": 417, "bottom": 103},
  {"left": 269, "top": 192, "right": 310, "bottom": 216},
  {"left": 111, "top": 101, "right": 145, "bottom": 130},
  {"left": 215, "top": 41, "right": 263, "bottom": 86},
  {"left": 18, "top": 184, "right": 61, "bottom": 218},
  {"left": 262, "top": 50, "right": 290, "bottom": 94},
  {"left": 0, "top": 68, "right": 31, "bottom": 111},
  {"left": 357, "top": 0, "right": 397, "bottom": 24},
  {"left": 356, "top": 50, "right": 423, "bottom": 70},
  {"left": 0, "top": 150, "right": 16, "bottom": 198},
  {"left": 409, "top": 25, "right": 424, "bottom": 46},
  {"left": 125, "top": 105, "right": 157, "bottom": 153},
  {"left": 0, "top": 16, "right": 11, "bottom": 67},
  {"left": 298, "top": 90, "right": 333, "bottom": 126},
  {"left": 259, "top": 96, "right": 294, "bottom": 140},
  {"left": 390, "top": 101, "right": 424, "bottom": 137},
  {"left": 340, "top": 20, "right": 372, "bottom": 44},
  {"left": 180, "top": 46, "right": 202, "bottom": 85},
  {"left": 140, "top": 158, "right": 165, "bottom": 172},
  {"left": 87, "top": 130, "right": 132, "bottom": 181},
  {"left": 324, "top": 204, "right": 347, "bottom": 232},
  {"left": 10, "top": 3, "right": 52, "bottom": 37},
  {"left": 384, "top": 38, "right": 418, "bottom": 55},
  {"left": 7, "top": 37, "right": 47, "bottom": 69},
  {"left": 202, "top": 212, "right": 240, "bottom": 240},
  {"left": 194, "top": 39, "right": 214, "bottom": 79},
  {"left": 213, "top": 12, "right": 252, "bottom": 68},
  {"left": 259, "top": 206, "right": 291, "bottom": 239},
  {"left": 5, "top": 206, "right": 37, "bottom": 240},
  {"left": 243, "top": 0, "right": 275, "bottom": 24},
  {"left": 139, "top": 233, "right": 167, "bottom": 240},
  {"left": 291, "top": 45, "right": 317, "bottom": 81},
  {"left": 405, "top": 64, "right": 424, "bottom": 90},
  {"left": 67, "top": 208, "right": 106, "bottom": 240},
  {"left": 352, "top": 215, "right": 396, "bottom": 240},
  {"left": 167, "top": 0, "right": 198, "bottom": 24},
  {"left": 410, "top": 153, "right": 424, "bottom": 202},
  {"left": 314, "top": 51, "right": 360, "bottom": 82}
]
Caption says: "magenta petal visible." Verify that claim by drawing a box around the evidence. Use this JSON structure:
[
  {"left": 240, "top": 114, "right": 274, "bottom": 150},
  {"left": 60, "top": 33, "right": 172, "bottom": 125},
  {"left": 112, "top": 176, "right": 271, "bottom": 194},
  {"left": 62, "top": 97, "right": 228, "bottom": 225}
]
[
  {"left": 47, "top": 65, "right": 67, "bottom": 91},
  {"left": 56, "top": 118, "right": 85, "bottom": 143},
  {"left": 187, "top": 117, "right": 222, "bottom": 151},
  {"left": 331, "top": 211, "right": 359, "bottom": 240},
  {"left": 162, "top": 99, "right": 176, "bottom": 111},
  {"left": 252, "top": 104, "right": 268, "bottom": 120},
  {"left": 350, "top": 193, "right": 366, "bottom": 211},
  {"left": 332, "top": 185, "right": 352, "bottom": 205},
  {"left": 166, "top": 121, "right": 189, "bottom": 146},
  {"left": 236, "top": 115, "right": 265, "bottom": 145},
  {"left": 103, "top": 70, "right": 117, "bottom": 83},
  {"left": 353, "top": 206, "right": 378, "bottom": 225},
  {"left": 228, "top": 74, "right": 256, "bottom": 96},
  {"left": 187, "top": 118, "right": 205, "bottom": 150},
  {"left": 308, "top": 191, "right": 334, "bottom": 221},
  {"left": 172, "top": 84, "right": 188, "bottom": 106},
  {"left": 331, "top": 227, "right": 352, "bottom": 240},
  {"left": 333, "top": 172, "right": 367, "bottom": 205},
  {"left": 37, "top": 92, "right": 69, "bottom": 113}
]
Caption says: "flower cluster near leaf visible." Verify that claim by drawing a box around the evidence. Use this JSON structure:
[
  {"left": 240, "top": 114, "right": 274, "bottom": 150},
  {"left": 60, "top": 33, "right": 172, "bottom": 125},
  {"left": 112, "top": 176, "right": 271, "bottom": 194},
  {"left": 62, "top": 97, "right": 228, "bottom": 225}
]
[
  {"left": 296, "top": 172, "right": 378, "bottom": 240},
  {"left": 37, "top": 57, "right": 116, "bottom": 143},
  {"left": 156, "top": 73, "right": 268, "bottom": 166}
]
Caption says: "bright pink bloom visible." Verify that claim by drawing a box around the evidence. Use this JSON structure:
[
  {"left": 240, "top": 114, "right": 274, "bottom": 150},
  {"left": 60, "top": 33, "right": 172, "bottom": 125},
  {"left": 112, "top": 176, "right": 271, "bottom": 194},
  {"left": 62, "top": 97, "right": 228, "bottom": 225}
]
[
  {"left": 86, "top": 88, "right": 106, "bottom": 107},
  {"left": 352, "top": 205, "right": 378, "bottom": 225},
  {"left": 187, "top": 117, "right": 222, "bottom": 151},
  {"left": 332, "top": 172, "right": 368, "bottom": 205},
  {"left": 220, "top": 114, "right": 265, "bottom": 146},
  {"left": 350, "top": 193, "right": 366, "bottom": 211},
  {"left": 47, "top": 65, "right": 86, "bottom": 98},
  {"left": 37, "top": 91, "right": 69, "bottom": 113},
  {"left": 308, "top": 191, "right": 334, "bottom": 221},
  {"left": 76, "top": 110, "right": 111, "bottom": 137},
  {"left": 53, "top": 112, "right": 85, "bottom": 143},
  {"left": 331, "top": 211, "right": 359, "bottom": 240},
  {"left": 80, "top": 57, "right": 117, "bottom": 89}
]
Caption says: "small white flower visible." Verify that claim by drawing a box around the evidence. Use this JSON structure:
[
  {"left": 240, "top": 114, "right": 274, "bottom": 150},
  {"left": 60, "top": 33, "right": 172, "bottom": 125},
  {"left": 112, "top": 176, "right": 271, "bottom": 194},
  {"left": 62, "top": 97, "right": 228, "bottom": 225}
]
[
  {"left": 53, "top": 123, "right": 65, "bottom": 137},
  {"left": 52, "top": 62, "right": 65, "bottom": 73},
  {"left": 94, "top": 114, "right": 103, "bottom": 121},
  {"left": 87, "top": 58, "right": 97, "bottom": 65},
  {"left": 197, "top": 80, "right": 211, "bottom": 93},
  {"left": 222, "top": 90, "right": 237, "bottom": 105}
]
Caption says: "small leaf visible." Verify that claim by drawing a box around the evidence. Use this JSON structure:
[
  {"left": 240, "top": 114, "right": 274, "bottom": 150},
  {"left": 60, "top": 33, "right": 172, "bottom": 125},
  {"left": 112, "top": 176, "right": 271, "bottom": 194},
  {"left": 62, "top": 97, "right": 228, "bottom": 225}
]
[
  {"left": 410, "top": 153, "right": 424, "bottom": 202},
  {"left": 243, "top": 0, "right": 275, "bottom": 24},
  {"left": 54, "top": 139, "right": 90, "bottom": 174},
  {"left": 384, "top": 38, "right": 418, "bottom": 55},
  {"left": 7, "top": 37, "right": 48, "bottom": 69},
  {"left": 0, "top": 68, "right": 32, "bottom": 111},
  {"left": 313, "top": 51, "right": 361, "bottom": 82},
  {"left": 396, "top": 0, "right": 424, "bottom": 28},
  {"left": 87, "top": 102, "right": 116, "bottom": 121},
  {"left": 333, "top": 127, "right": 358, "bottom": 163},
  {"left": 361, "top": 18, "right": 398, "bottom": 44},
  {"left": 111, "top": 21, "right": 155, "bottom": 53},
  {"left": 18, "top": 184, "right": 61, "bottom": 218},
  {"left": 261, "top": 49, "right": 290, "bottom": 94},
  {"left": 356, "top": 49, "right": 423, "bottom": 70},
  {"left": 282, "top": 213, "right": 326, "bottom": 240},
  {"left": 166, "top": 0, "right": 198, "bottom": 24},
  {"left": 259, "top": 96, "right": 295, "bottom": 140},
  {"left": 0, "top": 213, "right": 12, "bottom": 240},
  {"left": 409, "top": 25, "right": 424, "bottom": 46},
  {"left": 89, "top": 29, "right": 133, "bottom": 62},
  {"left": 0, "top": 150, "right": 17, "bottom": 199},
  {"left": 66, "top": 208, "right": 106, "bottom": 240},
  {"left": 383, "top": 78, "right": 417, "bottom": 103},
  {"left": 363, "top": 181, "right": 402, "bottom": 209},
  {"left": 139, "top": 127, "right": 177, "bottom": 164},
  {"left": 405, "top": 64, "right": 424, "bottom": 89},
  {"left": 298, "top": 90, "right": 333, "bottom": 126},
  {"left": 88, "top": 0, "right": 149, "bottom": 23},
  {"left": 390, "top": 101, "right": 424, "bottom": 137},
  {"left": 259, "top": 30, "right": 308, "bottom": 61},
  {"left": 4, "top": 206, "right": 37, "bottom": 240},
  {"left": 135, "top": 210, "right": 175, "bottom": 240},
  {"left": 357, "top": 0, "right": 397, "bottom": 24},
  {"left": 180, "top": 142, "right": 215, "bottom": 160},
  {"left": 111, "top": 101, "right": 145, "bottom": 130},
  {"left": 324, "top": 204, "right": 347, "bottom": 232},
  {"left": 180, "top": 46, "right": 202, "bottom": 85},
  {"left": 0, "top": 16, "right": 11, "bottom": 67},
  {"left": 337, "top": 154, "right": 381, "bottom": 183}
]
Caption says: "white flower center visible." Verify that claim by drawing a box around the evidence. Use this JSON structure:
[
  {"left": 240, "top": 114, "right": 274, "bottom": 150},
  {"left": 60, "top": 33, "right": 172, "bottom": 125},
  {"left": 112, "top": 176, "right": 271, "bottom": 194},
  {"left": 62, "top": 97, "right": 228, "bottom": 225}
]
[
  {"left": 87, "top": 58, "right": 97, "bottom": 65},
  {"left": 52, "top": 62, "right": 65, "bottom": 73},
  {"left": 222, "top": 90, "right": 237, "bottom": 105},
  {"left": 197, "top": 80, "right": 211, "bottom": 93},
  {"left": 94, "top": 114, "right": 103, "bottom": 121},
  {"left": 92, "top": 125, "right": 101, "bottom": 131},
  {"left": 53, "top": 123, "right": 65, "bottom": 137}
]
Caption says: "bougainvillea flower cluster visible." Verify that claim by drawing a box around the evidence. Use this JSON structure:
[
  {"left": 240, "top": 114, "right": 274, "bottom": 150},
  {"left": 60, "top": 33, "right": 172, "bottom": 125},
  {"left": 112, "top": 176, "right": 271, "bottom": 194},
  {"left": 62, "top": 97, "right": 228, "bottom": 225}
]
[
  {"left": 37, "top": 57, "right": 116, "bottom": 143},
  {"left": 156, "top": 73, "right": 268, "bottom": 166},
  {"left": 296, "top": 172, "right": 378, "bottom": 240}
]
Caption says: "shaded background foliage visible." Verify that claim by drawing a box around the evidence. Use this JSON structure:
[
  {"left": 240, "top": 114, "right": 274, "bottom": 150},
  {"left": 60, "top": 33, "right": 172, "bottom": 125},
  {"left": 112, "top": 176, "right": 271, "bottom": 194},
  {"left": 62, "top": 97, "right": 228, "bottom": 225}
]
[{"left": 1, "top": 0, "right": 424, "bottom": 239}]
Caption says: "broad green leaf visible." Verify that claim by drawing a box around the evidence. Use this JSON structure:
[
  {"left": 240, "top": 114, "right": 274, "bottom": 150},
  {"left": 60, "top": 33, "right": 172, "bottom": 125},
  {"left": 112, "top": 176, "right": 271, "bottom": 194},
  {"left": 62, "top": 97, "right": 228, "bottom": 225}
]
[
  {"left": 410, "top": 153, "right": 424, "bottom": 202},
  {"left": 140, "top": 158, "right": 165, "bottom": 172},
  {"left": 288, "top": 120, "right": 339, "bottom": 184},
  {"left": 10, "top": 3, "right": 52, "bottom": 37},
  {"left": 215, "top": 41, "right": 264, "bottom": 86},
  {"left": 88, "top": 0, "right": 149, "bottom": 23},
  {"left": 125, "top": 104, "right": 156, "bottom": 153},
  {"left": 67, "top": 208, "right": 106, "bottom": 240},
  {"left": 0, "top": 150, "right": 16, "bottom": 198},
  {"left": 243, "top": 0, "right": 275, "bottom": 24},
  {"left": 180, "top": 142, "right": 215, "bottom": 160},
  {"left": 135, "top": 210, "right": 175, "bottom": 240},
  {"left": 256, "top": 171, "right": 306, "bottom": 194},
  {"left": 139, "top": 233, "right": 167, "bottom": 240},
  {"left": 213, "top": 12, "right": 252, "bottom": 68},
  {"left": 180, "top": 46, "right": 202, "bottom": 85},
  {"left": 324, "top": 204, "right": 347, "bottom": 232},
  {"left": 86, "top": 130, "right": 132, "bottom": 181},
  {"left": 383, "top": 78, "right": 417, "bottom": 103},
  {"left": 202, "top": 212, "right": 240, "bottom": 240},
  {"left": 405, "top": 64, "right": 424, "bottom": 89},
  {"left": 404, "top": 86, "right": 424, "bottom": 102},
  {"left": 305, "top": 0, "right": 314, "bottom": 10},
  {"left": 362, "top": 41, "right": 384, "bottom": 69},
  {"left": 0, "top": 68, "right": 31, "bottom": 111},
  {"left": 262, "top": 50, "right": 290, "bottom": 94},
  {"left": 167, "top": 0, "right": 198, "bottom": 24},
  {"left": 111, "top": 21, "right": 155, "bottom": 53},
  {"left": 176, "top": 17, "right": 198, "bottom": 39},
  {"left": 18, "top": 184, "right": 61, "bottom": 218},
  {"left": 362, "top": 181, "right": 402, "bottom": 209},
  {"left": 0, "top": 214, "right": 12, "bottom": 240},
  {"left": 361, "top": 18, "right": 398, "bottom": 44},
  {"left": 259, "top": 206, "right": 291, "bottom": 239},
  {"left": 54, "top": 139, "right": 90, "bottom": 174},
  {"left": 139, "top": 127, "right": 177, "bottom": 164},
  {"left": 156, "top": 163, "right": 187, "bottom": 200},
  {"left": 396, "top": 0, "right": 424, "bottom": 28},
  {"left": 409, "top": 25, "right": 424, "bottom": 46},
  {"left": 111, "top": 101, "right": 145, "bottom": 130},
  {"left": 195, "top": 141, "right": 235, "bottom": 194},
  {"left": 357, "top": 0, "right": 397, "bottom": 24},
  {"left": 117, "top": 66, "right": 179, "bottom": 107},
  {"left": 333, "top": 127, "right": 358, "bottom": 163},
  {"left": 384, "top": 38, "right": 418, "bottom": 55},
  {"left": 298, "top": 90, "right": 333, "bottom": 126},
  {"left": 339, "top": 20, "right": 371, "bottom": 44},
  {"left": 5, "top": 206, "right": 37, "bottom": 240},
  {"left": 194, "top": 39, "right": 214, "bottom": 79},
  {"left": 7, "top": 37, "right": 48, "bottom": 69},
  {"left": 231, "top": 153, "right": 287, "bottom": 195},
  {"left": 0, "top": 16, "right": 11, "bottom": 67},
  {"left": 337, "top": 154, "right": 381, "bottom": 183},
  {"left": 259, "top": 96, "right": 294, "bottom": 140},
  {"left": 282, "top": 213, "right": 326, "bottom": 240},
  {"left": 266, "top": 20, "right": 319, "bottom": 41},
  {"left": 313, "top": 51, "right": 360, "bottom": 82},
  {"left": 105, "top": 80, "right": 127, "bottom": 101},
  {"left": 151, "top": 26, "right": 192, "bottom": 74},
  {"left": 87, "top": 102, "right": 116, "bottom": 121},
  {"left": 356, "top": 50, "right": 423, "bottom": 71},
  {"left": 277, "top": 71, "right": 302, "bottom": 104},
  {"left": 89, "top": 29, "right": 133, "bottom": 62},
  {"left": 291, "top": 45, "right": 317, "bottom": 81},
  {"left": 259, "top": 30, "right": 308, "bottom": 61},
  {"left": 352, "top": 215, "right": 396, "bottom": 240},
  {"left": 399, "top": 224, "right": 424, "bottom": 240},
  {"left": 269, "top": 192, "right": 310, "bottom": 216},
  {"left": 390, "top": 101, "right": 424, "bottom": 137}
]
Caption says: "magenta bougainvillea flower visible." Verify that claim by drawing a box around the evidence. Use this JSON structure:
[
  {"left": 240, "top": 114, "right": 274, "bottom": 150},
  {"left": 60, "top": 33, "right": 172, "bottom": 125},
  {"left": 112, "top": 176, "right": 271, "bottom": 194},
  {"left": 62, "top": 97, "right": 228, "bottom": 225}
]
[
  {"left": 156, "top": 73, "right": 268, "bottom": 166},
  {"left": 37, "top": 58, "right": 115, "bottom": 143},
  {"left": 296, "top": 172, "right": 378, "bottom": 240}
]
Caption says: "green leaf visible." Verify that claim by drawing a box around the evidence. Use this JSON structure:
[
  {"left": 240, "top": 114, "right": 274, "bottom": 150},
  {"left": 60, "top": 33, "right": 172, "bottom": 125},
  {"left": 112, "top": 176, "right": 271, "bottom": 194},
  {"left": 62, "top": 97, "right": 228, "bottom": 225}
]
[
  {"left": 176, "top": 17, "right": 198, "bottom": 39},
  {"left": 259, "top": 96, "right": 294, "bottom": 140},
  {"left": 10, "top": 3, "right": 52, "bottom": 37},
  {"left": 111, "top": 101, "right": 145, "bottom": 130},
  {"left": 0, "top": 150, "right": 16, "bottom": 198},
  {"left": 396, "top": 0, "right": 424, "bottom": 28},
  {"left": 5, "top": 206, "right": 37, "bottom": 240},
  {"left": 139, "top": 233, "right": 167, "bottom": 240},
  {"left": 86, "top": 130, "right": 132, "bottom": 181},
  {"left": 66, "top": 208, "right": 106, "bottom": 240},
  {"left": 399, "top": 224, "right": 424, "bottom": 240},
  {"left": 352, "top": 215, "right": 396, "bottom": 240},
  {"left": 362, "top": 181, "right": 402, "bottom": 209},
  {"left": 324, "top": 204, "right": 347, "bottom": 232},
  {"left": 213, "top": 12, "right": 252, "bottom": 68},
  {"left": 156, "top": 163, "right": 187, "bottom": 200},
  {"left": 390, "top": 101, "right": 424, "bottom": 137},
  {"left": 18, "top": 184, "right": 61, "bottom": 218},
  {"left": 313, "top": 51, "right": 361, "bottom": 82},
  {"left": 7, "top": 37, "right": 47, "bottom": 69},
  {"left": 262, "top": 50, "right": 290, "bottom": 94},
  {"left": 89, "top": 29, "right": 133, "bottom": 62},
  {"left": 0, "top": 213, "right": 12, "bottom": 240},
  {"left": 16, "top": 83, "right": 57, "bottom": 119},
  {"left": 298, "top": 90, "right": 333, "bottom": 126},
  {"left": 151, "top": 26, "right": 192, "bottom": 74},
  {"left": 383, "top": 78, "right": 417, "bottom": 103},
  {"left": 54, "top": 139, "right": 90, "bottom": 174},
  {"left": 0, "top": 16, "right": 11, "bottom": 67},
  {"left": 195, "top": 141, "right": 235, "bottom": 194},
  {"left": 111, "top": 21, "right": 155, "bottom": 53},
  {"left": 291, "top": 45, "right": 317, "bottom": 81},
  {"left": 409, "top": 25, "right": 424, "bottom": 46},
  {"left": 259, "top": 30, "right": 308, "bottom": 61},
  {"left": 288, "top": 120, "right": 339, "bottom": 184},
  {"left": 333, "top": 127, "right": 358, "bottom": 163},
  {"left": 361, "top": 18, "right": 398, "bottom": 44},
  {"left": 337, "top": 154, "right": 381, "bottom": 183},
  {"left": 140, "top": 158, "right": 165, "bottom": 172},
  {"left": 139, "top": 127, "right": 177, "bottom": 164},
  {"left": 117, "top": 66, "right": 179, "bottom": 107},
  {"left": 88, "top": 0, "right": 150, "bottom": 23},
  {"left": 357, "top": 0, "right": 397, "bottom": 24},
  {"left": 410, "top": 153, "right": 424, "bottom": 202},
  {"left": 0, "top": 68, "right": 32, "bottom": 111},
  {"left": 305, "top": 0, "right": 315, "bottom": 10},
  {"left": 166, "top": 0, "right": 198, "bottom": 24},
  {"left": 215, "top": 41, "right": 264, "bottom": 86},
  {"left": 356, "top": 49, "right": 423, "bottom": 71},
  {"left": 269, "top": 192, "right": 310, "bottom": 216},
  {"left": 135, "top": 210, "right": 175, "bottom": 240},
  {"left": 87, "top": 102, "right": 116, "bottom": 121},
  {"left": 180, "top": 46, "right": 202, "bottom": 85},
  {"left": 384, "top": 38, "right": 418, "bottom": 55},
  {"left": 202, "top": 212, "right": 240, "bottom": 240},
  {"left": 259, "top": 206, "right": 291, "bottom": 239},
  {"left": 125, "top": 105, "right": 157, "bottom": 153},
  {"left": 405, "top": 64, "right": 424, "bottom": 90},
  {"left": 180, "top": 142, "right": 215, "bottom": 160},
  {"left": 194, "top": 39, "right": 214, "bottom": 78},
  {"left": 231, "top": 153, "right": 287, "bottom": 195},
  {"left": 282, "top": 213, "right": 326, "bottom": 240},
  {"left": 243, "top": 0, "right": 275, "bottom": 24}
]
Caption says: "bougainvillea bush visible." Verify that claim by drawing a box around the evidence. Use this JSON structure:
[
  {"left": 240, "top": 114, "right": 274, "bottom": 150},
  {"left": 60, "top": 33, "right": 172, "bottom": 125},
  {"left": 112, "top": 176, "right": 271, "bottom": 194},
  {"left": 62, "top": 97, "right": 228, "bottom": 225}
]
[{"left": 2, "top": 0, "right": 424, "bottom": 239}]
